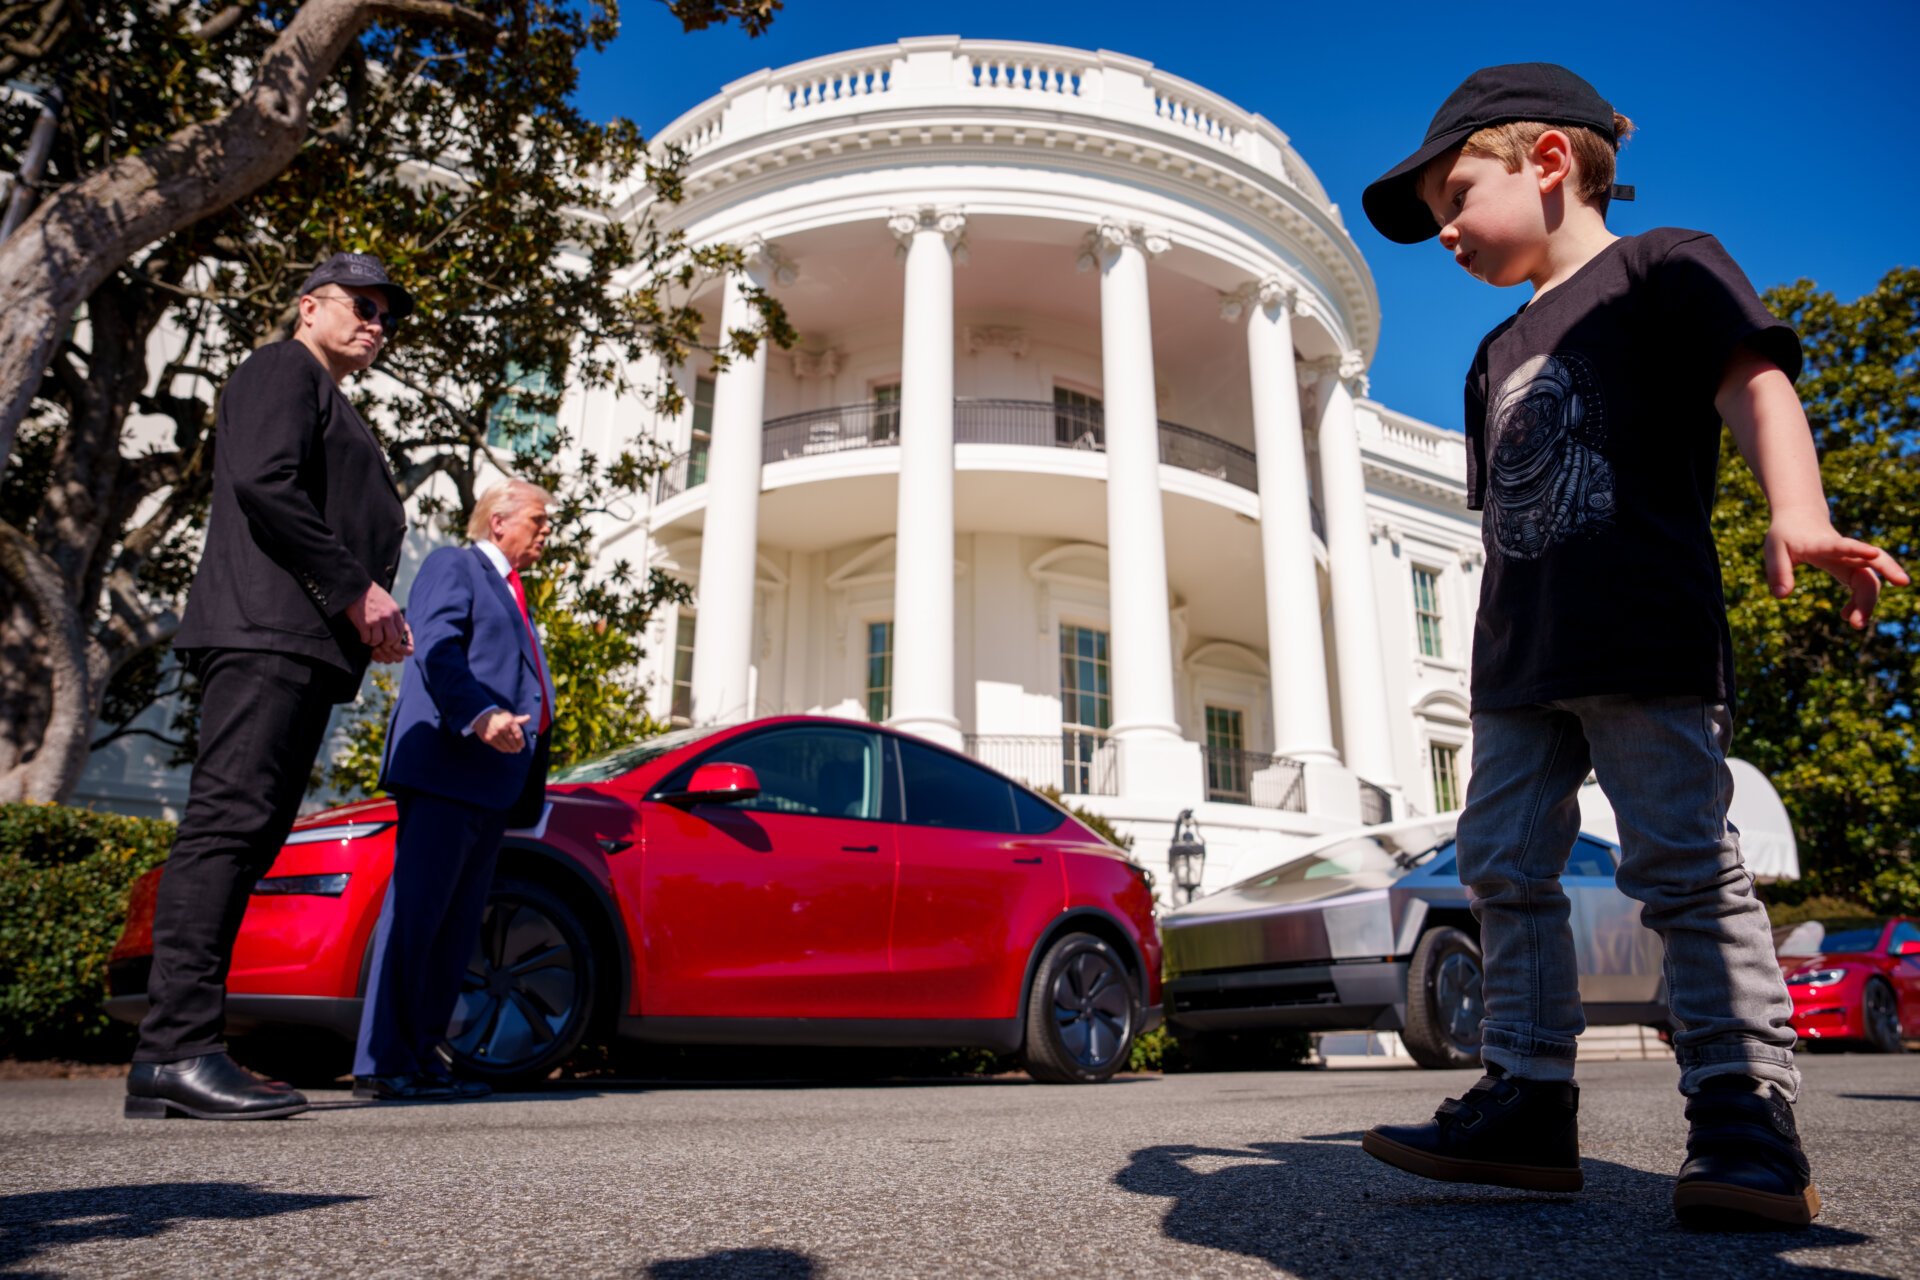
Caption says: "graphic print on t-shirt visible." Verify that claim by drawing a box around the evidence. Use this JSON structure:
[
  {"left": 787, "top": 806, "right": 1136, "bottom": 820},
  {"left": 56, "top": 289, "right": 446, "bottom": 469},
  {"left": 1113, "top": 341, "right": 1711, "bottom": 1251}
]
[{"left": 1485, "top": 352, "right": 1614, "bottom": 560}]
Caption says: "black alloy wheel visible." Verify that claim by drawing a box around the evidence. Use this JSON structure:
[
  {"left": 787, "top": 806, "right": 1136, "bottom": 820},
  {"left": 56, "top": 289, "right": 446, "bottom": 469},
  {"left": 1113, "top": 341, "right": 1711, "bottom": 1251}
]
[
  {"left": 1019, "top": 932, "right": 1137, "bottom": 1083},
  {"left": 444, "top": 877, "right": 598, "bottom": 1086},
  {"left": 1402, "top": 925, "right": 1485, "bottom": 1070},
  {"left": 1863, "top": 979, "right": 1906, "bottom": 1053}
]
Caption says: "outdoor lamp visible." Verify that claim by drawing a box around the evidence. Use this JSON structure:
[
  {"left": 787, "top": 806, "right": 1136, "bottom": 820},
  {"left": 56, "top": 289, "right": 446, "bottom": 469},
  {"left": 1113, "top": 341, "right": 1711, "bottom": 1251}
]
[{"left": 1168, "top": 808, "right": 1206, "bottom": 904}]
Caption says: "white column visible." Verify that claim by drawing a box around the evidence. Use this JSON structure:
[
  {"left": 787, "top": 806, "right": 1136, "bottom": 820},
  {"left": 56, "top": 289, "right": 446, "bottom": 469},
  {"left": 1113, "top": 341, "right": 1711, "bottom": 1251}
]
[
  {"left": 1314, "top": 351, "right": 1402, "bottom": 800},
  {"left": 1230, "top": 278, "right": 1338, "bottom": 763},
  {"left": 885, "top": 207, "right": 966, "bottom": 749},
  {"left": 1087, "top": 220, "right": 1202, "bottom": 803},
  {"left": 689, "top": 242, "right": 789, "bottom": 724}
]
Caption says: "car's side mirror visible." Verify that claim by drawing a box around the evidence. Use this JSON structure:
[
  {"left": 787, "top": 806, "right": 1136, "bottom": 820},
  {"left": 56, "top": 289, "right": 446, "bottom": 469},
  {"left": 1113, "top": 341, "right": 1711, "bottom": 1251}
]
[
  {"left": 661, "top": 762, "right": 760, "bottom": 807},
  {"left": 1894, "top": 938, "right": 1920, "bottom": 957}
]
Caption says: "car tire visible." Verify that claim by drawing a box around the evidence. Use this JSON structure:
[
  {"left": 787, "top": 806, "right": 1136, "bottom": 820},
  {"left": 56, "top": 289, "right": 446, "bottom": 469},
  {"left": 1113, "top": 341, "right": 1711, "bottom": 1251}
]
[
  {"left": 443, "top": 876, "right": 598, "bottom": 1087},
  {"left": 1862, "top": 978, "right": 1906, "bottom": 1054},
  {"left": 1019, "top": 932, "right": 1137, "bottom": 1084},
  {"left": 1402, "top": 925, "right": 1485, "bottom": 1070}
]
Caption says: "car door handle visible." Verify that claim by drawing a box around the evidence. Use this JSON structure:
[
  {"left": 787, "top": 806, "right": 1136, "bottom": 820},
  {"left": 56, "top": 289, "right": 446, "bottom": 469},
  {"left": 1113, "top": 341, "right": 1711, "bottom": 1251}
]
[
  {"left": 842, "top": 844, "right": 880, "bottom": 853},
  {"left": 1012, "top": 856, "right": 1043, "bottom": 864}
]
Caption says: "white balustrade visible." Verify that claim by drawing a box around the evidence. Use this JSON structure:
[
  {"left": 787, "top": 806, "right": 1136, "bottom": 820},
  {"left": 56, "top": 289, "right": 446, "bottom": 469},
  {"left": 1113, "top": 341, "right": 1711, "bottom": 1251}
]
[
  {"left": 776, "top": 61, "right": 892, "bottom": 112},
  {"left": 649, "top": 39, "right": 1335, "bottom": 214}
]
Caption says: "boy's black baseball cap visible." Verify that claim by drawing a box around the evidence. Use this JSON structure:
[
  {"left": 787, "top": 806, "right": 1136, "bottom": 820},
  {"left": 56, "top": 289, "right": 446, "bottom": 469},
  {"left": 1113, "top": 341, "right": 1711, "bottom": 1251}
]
[{"left": 1363, "top": 63, "right": 1619, "bottom": 245}]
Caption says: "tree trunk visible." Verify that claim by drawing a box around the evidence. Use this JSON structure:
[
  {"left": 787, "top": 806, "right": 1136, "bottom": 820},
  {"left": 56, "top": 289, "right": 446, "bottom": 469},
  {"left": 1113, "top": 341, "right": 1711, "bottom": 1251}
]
[{"left": 0, "top": 0, "right": 489, "bottom": 482}]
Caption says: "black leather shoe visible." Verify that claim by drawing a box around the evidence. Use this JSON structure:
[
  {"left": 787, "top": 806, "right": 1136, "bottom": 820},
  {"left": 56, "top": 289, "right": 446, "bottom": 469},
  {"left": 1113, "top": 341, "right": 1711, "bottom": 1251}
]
[
  {"left": 421, "top": 1072, "right": 492, "bottom": 1099},
  {"left": 125, "top": 1053, "right": 310, "bottom": 1120},
  {"left": 1362, "top": 1068, "right": 1583, "bottom": 1192},
  {"left": 352, "top": 1074, "right": 456, "bottom": 1101},
  {"left": 1673, "top": 1076, "right": 1819, "bottom": 1229}
]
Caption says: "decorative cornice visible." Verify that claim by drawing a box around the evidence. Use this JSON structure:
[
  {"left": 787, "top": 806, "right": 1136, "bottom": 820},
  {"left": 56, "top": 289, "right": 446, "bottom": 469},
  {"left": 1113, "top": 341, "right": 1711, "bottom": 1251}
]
[
  {"left": 790, "top": 347, "right": 842, "bottom": 378},
  {"left": 888, "top": 205, "right": 969, "bottom": 261},
  {"left": 646, "top": 118, "right": 1381, "bottom": 358},
  {"left": 1218, "top": 275, "right": 1297, "bottom": 322},
  {"left": 1457, "top": 545, "right": 1486, "bottom": 570},
  {"left": 964, "top": 325, "right": 1029, "bottom": 357},
  {"left": 1076, "top": 219, "right": 1172, "bottom": 271}
]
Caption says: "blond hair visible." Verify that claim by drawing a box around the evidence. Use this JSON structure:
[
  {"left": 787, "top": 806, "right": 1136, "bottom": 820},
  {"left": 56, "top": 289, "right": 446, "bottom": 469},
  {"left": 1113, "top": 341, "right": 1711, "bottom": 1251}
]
[
  {"left": 467, "top": 479, "right": 554, "bottom": 542},
  {"left": 1460, "top": 112, "right": 1636, "bottom": 209}
]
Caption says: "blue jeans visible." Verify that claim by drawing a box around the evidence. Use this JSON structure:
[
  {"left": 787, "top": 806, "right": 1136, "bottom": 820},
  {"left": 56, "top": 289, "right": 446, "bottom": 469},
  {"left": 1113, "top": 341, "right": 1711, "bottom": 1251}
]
[{"left": 1456, "top": 695, "right": 1798, "bottom": 1099}]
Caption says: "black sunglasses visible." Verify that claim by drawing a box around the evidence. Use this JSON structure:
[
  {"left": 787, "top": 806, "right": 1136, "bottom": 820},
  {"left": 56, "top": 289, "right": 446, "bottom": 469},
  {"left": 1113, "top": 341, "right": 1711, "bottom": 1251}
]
[{"left": 318, "top": 292, "right": 400, "bottom": 336}]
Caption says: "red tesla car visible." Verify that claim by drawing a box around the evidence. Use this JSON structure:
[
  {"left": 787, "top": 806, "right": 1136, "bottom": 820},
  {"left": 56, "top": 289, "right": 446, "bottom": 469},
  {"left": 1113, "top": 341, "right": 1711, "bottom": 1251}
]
[
  {"left": 107, "top": 717, "right": 1162, "bottom": 1084},
  {"left": 1775, "top": 916, "right": 1920, "bottom": 1052}
]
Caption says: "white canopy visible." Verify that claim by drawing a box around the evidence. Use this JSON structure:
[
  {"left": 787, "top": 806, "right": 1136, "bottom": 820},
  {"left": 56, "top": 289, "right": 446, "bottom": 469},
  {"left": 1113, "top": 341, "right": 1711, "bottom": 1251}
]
[{"left": 1577, "top": 757, "right": 1799, "bottom": 882}]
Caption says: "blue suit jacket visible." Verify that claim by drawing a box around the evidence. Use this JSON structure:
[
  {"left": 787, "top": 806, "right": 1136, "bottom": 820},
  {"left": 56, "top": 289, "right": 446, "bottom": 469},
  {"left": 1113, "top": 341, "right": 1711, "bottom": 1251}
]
[{"left": 380, "top": 544, "right": 551, "bottom": 810}]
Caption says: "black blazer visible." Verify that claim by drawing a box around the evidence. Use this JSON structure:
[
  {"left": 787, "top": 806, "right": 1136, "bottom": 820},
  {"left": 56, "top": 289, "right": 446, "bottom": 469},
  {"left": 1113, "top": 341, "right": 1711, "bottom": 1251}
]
[{"left": 175, "top": 341, "right": 406, "bottom": 695}]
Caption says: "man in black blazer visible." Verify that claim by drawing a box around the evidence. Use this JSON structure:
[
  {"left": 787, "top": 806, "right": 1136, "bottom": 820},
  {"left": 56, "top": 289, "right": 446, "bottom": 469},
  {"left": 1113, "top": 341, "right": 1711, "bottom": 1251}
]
[{"left": 125, "top": 253, "right": 413, "bottom": 1121}]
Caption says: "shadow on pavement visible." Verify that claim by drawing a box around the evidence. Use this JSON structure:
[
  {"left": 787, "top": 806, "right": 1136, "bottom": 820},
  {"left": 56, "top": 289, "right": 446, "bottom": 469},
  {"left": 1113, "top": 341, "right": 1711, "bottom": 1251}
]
[
  {"left": 1115, "top": 1136, "right": 1876, "bottom": 1279},
  {"left": 646, "top": 1247, "right": 816, "bottom": 1277},
  {"left": 0, "top": 1182, "right": 363, "bottom": 1275},
  {"left": 1836, "top": 1093, "right": 1920, "bottom": 1103}
]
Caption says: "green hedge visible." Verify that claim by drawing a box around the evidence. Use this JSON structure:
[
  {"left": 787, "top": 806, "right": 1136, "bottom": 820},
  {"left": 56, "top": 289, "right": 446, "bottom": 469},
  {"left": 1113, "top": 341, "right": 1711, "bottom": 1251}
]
[{"left": 0, "top": 803, "right": 175, "bottom": 1059}]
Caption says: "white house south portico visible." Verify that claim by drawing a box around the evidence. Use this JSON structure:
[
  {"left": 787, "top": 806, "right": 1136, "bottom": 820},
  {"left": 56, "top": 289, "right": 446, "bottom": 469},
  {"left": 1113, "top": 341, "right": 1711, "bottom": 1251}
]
[{"left": 606, "top": 38, "right": 1482, "bottom": 898}]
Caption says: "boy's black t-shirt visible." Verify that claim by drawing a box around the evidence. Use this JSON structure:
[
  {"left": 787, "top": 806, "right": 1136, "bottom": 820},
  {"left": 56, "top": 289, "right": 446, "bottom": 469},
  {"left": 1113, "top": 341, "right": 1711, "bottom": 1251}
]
[{"left": 1463, "top": 227, "right": 1801, "bottom": 711}]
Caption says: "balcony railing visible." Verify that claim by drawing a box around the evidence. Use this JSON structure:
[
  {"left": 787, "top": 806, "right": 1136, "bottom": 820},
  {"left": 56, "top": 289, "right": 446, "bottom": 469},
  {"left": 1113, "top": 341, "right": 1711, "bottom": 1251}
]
[
  {"left": 655, "top": 399, "right": 1268, "bottom": 503},
  {"left": 1359, "top": 780, "right": 1394, "bottom": 826},
  {"left": 1202, "top": 747, "right": 1307, "bottom": 812},
  {"left": 964, "top": 730, "right": 1117, "bottom": 798}
]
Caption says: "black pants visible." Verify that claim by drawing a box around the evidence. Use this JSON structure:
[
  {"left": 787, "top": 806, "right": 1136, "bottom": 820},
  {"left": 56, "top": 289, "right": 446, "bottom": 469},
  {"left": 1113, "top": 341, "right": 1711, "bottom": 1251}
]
[{"left": 135, "top": 649, "right": 349, "bottom": 1063}]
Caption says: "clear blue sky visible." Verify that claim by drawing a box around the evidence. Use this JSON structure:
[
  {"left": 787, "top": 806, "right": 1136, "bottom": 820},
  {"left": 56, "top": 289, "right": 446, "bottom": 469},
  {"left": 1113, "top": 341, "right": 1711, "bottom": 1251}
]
[{"left": 574, "top": 0, "right": 1919, "bottom": 431}]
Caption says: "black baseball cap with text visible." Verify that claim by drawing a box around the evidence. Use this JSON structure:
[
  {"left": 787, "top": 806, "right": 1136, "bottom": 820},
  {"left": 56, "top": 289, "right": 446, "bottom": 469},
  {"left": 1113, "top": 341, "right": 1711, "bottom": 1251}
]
[
  {"left": 1363, "top": 63, "right": 1621, "bottom": 245},
  {"left": 297, "top": 251, "right": 416, "bottom": 320}
]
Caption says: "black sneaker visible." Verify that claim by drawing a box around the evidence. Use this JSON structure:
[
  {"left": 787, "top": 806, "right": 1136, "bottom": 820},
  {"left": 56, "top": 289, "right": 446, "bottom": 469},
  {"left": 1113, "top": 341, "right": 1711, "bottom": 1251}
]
[
  {"left": 1362, "top": 1068, "right": 1583, "bottom": 1192},
  {"left": 1673, "top": 1076, "right": 1820, "bottom": 1229}
]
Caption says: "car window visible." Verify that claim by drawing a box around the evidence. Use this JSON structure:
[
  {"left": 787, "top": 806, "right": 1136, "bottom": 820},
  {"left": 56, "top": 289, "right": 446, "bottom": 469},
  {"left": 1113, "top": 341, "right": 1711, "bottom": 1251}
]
[
  {"left": 697, "top": 727, "right": 884, "bottom": 820},
  {"left": 1889, "top": 922, "right": 1920, "bottom": 954},
  {"left": 1775, "top": 918, "right": 1887, "bottom": 956},
  {"left": 1565, "top": 837, "right": 1617, "bottom": 878},
  {"left": 896, "top": 737, "right": 1020, "bottom": 832},
  {"left": 1012, "top": 786, "right": 1067, "bottom": 835},
  {"left": 550, "top": 724, "right": 728, "bottom": 783}
]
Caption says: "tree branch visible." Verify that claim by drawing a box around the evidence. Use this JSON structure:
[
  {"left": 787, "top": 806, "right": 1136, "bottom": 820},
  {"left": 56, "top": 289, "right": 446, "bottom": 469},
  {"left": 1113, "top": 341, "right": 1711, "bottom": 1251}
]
[{"left": 0, "top": 0, "right": 495, "bottom": 481}]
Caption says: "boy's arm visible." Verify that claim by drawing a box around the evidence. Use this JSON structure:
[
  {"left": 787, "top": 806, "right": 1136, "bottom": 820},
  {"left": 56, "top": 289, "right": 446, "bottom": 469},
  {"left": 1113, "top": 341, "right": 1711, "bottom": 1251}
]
[{"left": 1717, "top": 344, "right": 1908, "bottom": 629}]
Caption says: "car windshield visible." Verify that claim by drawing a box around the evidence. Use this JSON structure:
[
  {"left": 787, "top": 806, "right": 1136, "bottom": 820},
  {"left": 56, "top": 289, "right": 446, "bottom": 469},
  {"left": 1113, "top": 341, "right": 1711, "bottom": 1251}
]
[
  {"left": 548, "top": 725, "right": 729, "bottom": 784},
  {"left": 1227, "top": 831, "right": 1450, "bottom": 907},
  {"left": 1774, "top": 918, "right": 1887, "bottom": 957}
]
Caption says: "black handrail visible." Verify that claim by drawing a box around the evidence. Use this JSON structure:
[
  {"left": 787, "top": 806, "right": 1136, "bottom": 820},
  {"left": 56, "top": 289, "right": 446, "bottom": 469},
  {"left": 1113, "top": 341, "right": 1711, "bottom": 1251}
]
[
  {"left": 1203, "top": 746, "right": 1307, "bottom": 812},
  {"left": 654, "top": 399, "right": 1277, "bottom": 505}
]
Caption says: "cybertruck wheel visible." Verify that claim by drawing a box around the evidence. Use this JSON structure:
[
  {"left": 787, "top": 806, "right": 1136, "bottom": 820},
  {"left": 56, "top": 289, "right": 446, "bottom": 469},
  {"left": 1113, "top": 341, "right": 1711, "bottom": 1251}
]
[{"left": 1402, "top": 926, "right": 1484, "bottom": 1070}]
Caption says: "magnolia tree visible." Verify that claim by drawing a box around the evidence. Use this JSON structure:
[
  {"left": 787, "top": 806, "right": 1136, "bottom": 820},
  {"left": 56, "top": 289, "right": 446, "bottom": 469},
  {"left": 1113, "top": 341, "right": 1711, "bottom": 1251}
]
[
  {"left": 0, "top": 0, "right": 790, "bottom": 802},
  {"left": 1717, "top": 268, "right": 1919, "bottom": 911}
]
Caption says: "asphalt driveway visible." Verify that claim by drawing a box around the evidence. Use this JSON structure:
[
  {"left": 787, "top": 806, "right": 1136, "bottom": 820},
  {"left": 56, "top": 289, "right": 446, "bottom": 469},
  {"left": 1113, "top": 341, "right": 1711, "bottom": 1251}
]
[{"left": 1, "top": 1056, "right": 1914, "bottom": 1278}]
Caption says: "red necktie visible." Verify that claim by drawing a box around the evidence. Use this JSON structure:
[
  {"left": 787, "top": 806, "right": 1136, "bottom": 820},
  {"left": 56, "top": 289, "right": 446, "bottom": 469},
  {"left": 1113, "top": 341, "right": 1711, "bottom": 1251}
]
[{"left": 505, "top": 568, "right": 551, "bottom": 733}]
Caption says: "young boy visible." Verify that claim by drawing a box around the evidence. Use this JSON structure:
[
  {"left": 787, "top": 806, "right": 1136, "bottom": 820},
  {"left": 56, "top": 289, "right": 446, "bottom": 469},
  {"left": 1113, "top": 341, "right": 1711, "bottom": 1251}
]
[{"left": 1355, "top": 64, "right": 1908, "bottom": 1229}]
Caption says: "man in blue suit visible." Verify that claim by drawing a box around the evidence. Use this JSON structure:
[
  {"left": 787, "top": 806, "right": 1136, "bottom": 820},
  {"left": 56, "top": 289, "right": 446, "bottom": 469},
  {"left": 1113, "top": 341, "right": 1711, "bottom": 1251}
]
[{"left": 353, "top": 479, "right": 556, "bottom": 1100}]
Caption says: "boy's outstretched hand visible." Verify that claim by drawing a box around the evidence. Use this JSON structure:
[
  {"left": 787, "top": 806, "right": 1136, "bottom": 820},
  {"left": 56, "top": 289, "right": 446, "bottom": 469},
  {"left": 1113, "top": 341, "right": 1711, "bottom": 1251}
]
[
  {"left": 1720, "top": 345, "right": 1910, "bottom": 629},
  {"left": 1764, "top": 512, "right": 1909, "bottom": 630}
]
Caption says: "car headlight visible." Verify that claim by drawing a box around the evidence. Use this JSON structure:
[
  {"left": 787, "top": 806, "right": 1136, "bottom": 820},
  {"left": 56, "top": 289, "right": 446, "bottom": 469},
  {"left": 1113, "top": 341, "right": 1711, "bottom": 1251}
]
[
  {"left": 1785, "top": 968, "right": 1847, "bottom": 987},
  {"left": 283, "top": 821, "right": 392, "bottom": 845},
  {"left": 252, "top": 873, "right": 351, "bottom": 897}
]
